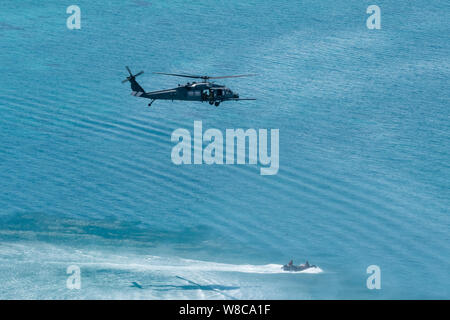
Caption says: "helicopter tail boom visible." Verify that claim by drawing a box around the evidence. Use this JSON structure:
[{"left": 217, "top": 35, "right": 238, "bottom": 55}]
[{"left": 122, "top": 66, "right": 146, "bottom": 96}]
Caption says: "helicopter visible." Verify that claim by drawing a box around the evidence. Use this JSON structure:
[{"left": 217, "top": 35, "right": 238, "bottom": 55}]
[{"left": 122, "top": 66, "right": 256, "bottom": 107}]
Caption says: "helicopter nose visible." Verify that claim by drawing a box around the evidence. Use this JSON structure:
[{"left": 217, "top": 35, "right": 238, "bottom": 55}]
[{"left": 233, "top": 93, "right": 239, "bottom": 98}]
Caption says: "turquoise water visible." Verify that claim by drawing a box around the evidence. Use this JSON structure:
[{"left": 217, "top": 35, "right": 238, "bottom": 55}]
[{"left": 0, "top": 0, "right": 449, "bottom": 299}]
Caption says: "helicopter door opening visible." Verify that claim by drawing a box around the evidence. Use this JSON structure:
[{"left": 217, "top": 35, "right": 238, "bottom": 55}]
[{"left": 202, "top": 89, "right": 210, "bottom": 101}]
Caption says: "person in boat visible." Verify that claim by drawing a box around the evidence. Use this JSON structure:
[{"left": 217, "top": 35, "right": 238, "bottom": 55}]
[{"left": 288, "top": 260, "right": 293, "bottom": 266}]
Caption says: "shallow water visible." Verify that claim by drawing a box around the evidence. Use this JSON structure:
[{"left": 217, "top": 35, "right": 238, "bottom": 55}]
[{"left": 0, "top": 0, "right": 449, "bottom": 299}]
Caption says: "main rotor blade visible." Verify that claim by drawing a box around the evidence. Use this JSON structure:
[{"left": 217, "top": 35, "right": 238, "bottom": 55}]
[
  {"left": 154, "top": 72, "right": 257, "bottom": 80},
  {"left": 207, "top": 74, "right": 257, "bottom": 79},
  {"left": 153, "top": 72, "right": 204, "bottom": 79},
  {"left": 134, "top": 71, "right": 144, "bottom": 77}
]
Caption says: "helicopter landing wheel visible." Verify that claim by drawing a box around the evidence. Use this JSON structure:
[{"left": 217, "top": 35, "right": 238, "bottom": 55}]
[
  {"left": 215, "top": 102, "right": 220, "bottom": 107},
  {"left": 209, "top": 101, "right": 214, "bottom": 105}
]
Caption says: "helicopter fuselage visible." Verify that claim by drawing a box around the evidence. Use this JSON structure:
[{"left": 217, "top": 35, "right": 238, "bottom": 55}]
[
  {"left": 135, "top": 82, "right": 239, "bottom": 103},
  {"left": 123, "top": 67, "right": 254, "bottom": 107}
]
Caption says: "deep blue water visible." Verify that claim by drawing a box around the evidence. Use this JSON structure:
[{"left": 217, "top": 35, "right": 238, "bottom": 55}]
[{"left": 0, "top": 0, "right": 449, "bottom": 299}]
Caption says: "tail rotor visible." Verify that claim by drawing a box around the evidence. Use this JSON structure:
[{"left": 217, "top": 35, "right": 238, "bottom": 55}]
[
  {"left": 122, "top": 66, "right": 144, "bottom": 83},
  {"left": 122, "top": 66, "right": 146, "bottom": 94}
]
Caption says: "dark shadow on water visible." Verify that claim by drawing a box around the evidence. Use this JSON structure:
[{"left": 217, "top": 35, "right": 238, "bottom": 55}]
[
  {"left": 131, "top": 281, "right": 143, "bottom": 289},
  {"left": 130, "top": 281, "right": 239, "bottom": 291},
  {"left": 146, "top": 284, "right": 240, "bottom": 291},
  {"left": 0, "top": 211, "right": 213, "bottom": 249},
  {"left": 130, "top": 276, "right": 239, "bottom": 299},
  {"left": 0, "top": 22, "right": 24, "bottom": 31}
]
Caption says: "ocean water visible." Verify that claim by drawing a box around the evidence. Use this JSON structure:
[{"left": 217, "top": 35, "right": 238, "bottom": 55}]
[{"left": 0, "top": 0, "right": 449, "bottom": 299}]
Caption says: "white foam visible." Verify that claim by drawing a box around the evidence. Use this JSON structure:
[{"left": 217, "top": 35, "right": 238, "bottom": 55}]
[
  {"left": 0, "top": 242, "right": 323, "bottom": 299},
  {"left": 76, "top": 257, "right": 323, "bottom": 274},
  {"left": 0, "top": 243, "right": 323, "bottom": 275}
]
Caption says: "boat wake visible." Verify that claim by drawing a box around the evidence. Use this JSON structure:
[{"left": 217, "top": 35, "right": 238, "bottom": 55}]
[
  {"left": 0, "top": 242, "right": 323, "bottom": 299},
  {"left": 76, "top": 255, "right": 323, "bottom": 274}
]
